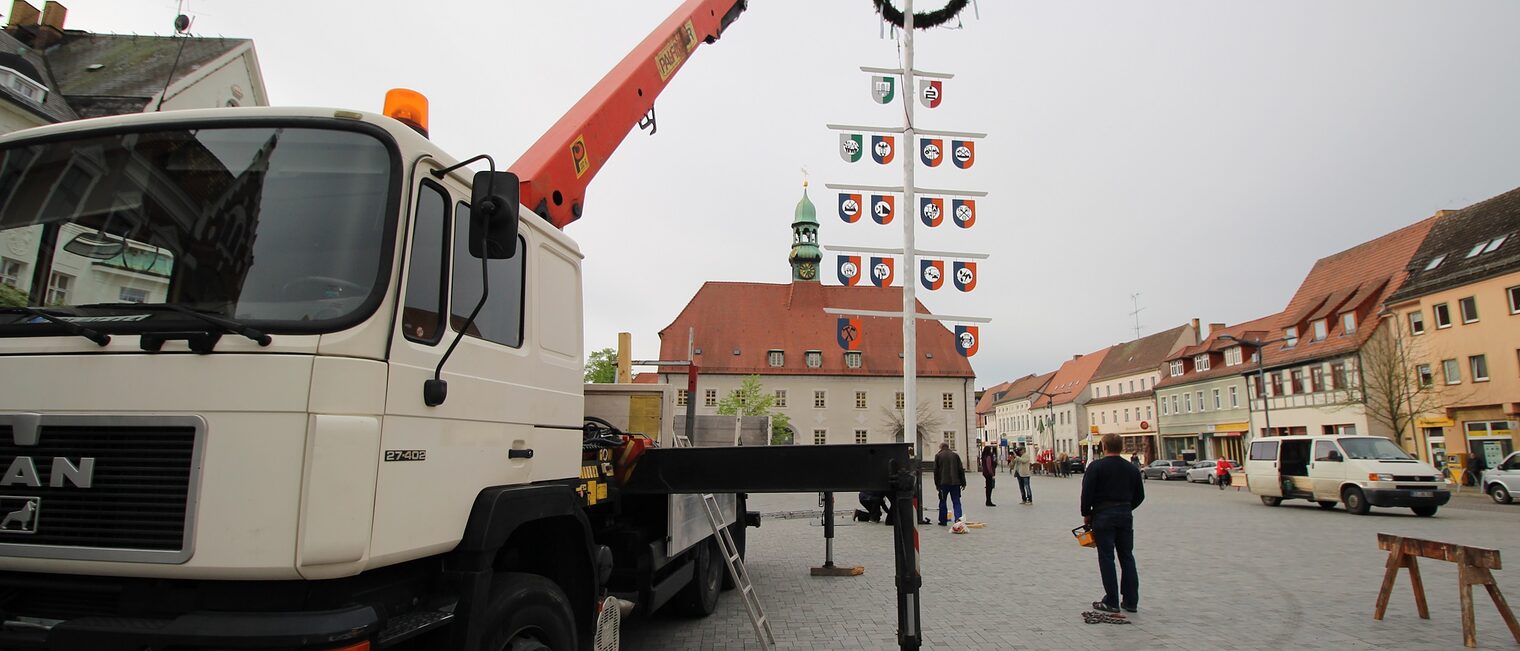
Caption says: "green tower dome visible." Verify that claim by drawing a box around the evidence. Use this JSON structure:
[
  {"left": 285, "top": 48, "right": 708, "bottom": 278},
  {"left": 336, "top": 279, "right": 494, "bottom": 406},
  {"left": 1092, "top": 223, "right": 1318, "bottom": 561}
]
[{"left": 789, "top": 181, "right": 822, "bottom": 282}]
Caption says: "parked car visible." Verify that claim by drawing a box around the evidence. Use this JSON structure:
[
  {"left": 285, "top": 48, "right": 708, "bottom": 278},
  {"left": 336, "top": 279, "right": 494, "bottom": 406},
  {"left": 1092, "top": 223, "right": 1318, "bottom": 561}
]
[
  {"left": 1481, "top": 451, "right": 1520, "bottom": 504},
  {"left": 1067, "top": 457, "right": 1086, "bottom": 474},
  {"left": 1244, "top": 435, "right": 1447, "bottom": 516},
  {"left": 1186, "top": 459, "right": 1239, "bottom": 484},
  {"left": 1142, "top": 460, "right": 1191, "bottom": 480}
]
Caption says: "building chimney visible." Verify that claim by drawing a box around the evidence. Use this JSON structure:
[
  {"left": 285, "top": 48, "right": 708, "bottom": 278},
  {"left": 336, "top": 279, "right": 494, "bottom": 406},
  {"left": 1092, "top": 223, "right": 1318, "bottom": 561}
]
[
  {"left": 1208, "top": 323, "right": 1225, "bottom": 339},
  {"left": 32, "top": 1, "right": 64, "bottom": 47},
  {"left": 1072, "top": 354, "right": 1082, "bottom": 360},
  {"left": 5, "top": 1, "right": 40, "bottom": 30},
  {"left": 1190, "top": 318, "right": 1201, "bottom": 343}
]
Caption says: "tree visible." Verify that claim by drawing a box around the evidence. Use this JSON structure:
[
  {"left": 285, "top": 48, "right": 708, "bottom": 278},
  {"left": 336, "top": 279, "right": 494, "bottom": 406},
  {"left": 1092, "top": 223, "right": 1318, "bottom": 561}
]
[
  {"left": 880, "top": 401, "right": 945, "bottom": 458},
  {"left": 1354, "top": 320, "right": 1464, "bottom": 450},
  {"left": 716, "top": 375, "right": 790, "bottom": 444},
  {"left": 0, "top": 284, "right": 27, "bottom": 308},
  {"left": 584, "top": 347, "right": 617, "bottom": 383}
]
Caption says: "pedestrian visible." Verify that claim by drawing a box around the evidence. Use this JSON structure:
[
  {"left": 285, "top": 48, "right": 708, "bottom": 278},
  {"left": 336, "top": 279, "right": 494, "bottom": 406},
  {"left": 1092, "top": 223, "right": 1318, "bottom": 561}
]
[
  {"left": 1129, "top": 453, "right": 1139, "bottom": 466},
  {"left": 855, "top": 490, "right": 893, "bottom": 522},
  {"left": 1081, "top": 433, "right": 1144, "bottom": 614},
  {"left": 980, "top": 444, "right": 998, "bottom": 507},
  {"left": 1057, "top": 452, "right": 1069, "bottom": 478},
  {"left": 1007, "top": 446, "right": 1016, "bottom": 475},
  {"left": 934, "top": 442, "right": 966, "bottom": 526},
  {"left": 1215, "top": 459, "right": 1232, "bottom": 491},
  {"left": 1013, "top": 445, "right": 1033, "bottom": 504}
]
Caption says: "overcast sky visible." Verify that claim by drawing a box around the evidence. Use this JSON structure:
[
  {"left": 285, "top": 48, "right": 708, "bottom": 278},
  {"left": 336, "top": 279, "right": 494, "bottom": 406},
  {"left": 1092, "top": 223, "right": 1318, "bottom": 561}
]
[{"left": 57, "top": 1, "right": 1520, "bottom": 387}]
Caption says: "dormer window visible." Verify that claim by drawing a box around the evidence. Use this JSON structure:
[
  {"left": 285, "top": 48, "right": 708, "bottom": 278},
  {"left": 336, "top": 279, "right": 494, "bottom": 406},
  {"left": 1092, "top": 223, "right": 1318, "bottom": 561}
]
[
  {"left": 805, "top": 350, "right": 822, "bottom": 368},
  {"left": 1224, "top": 346, "right": 1242, "bottom": 366},
  {"left": 1341, "top": 312, "right": 1357, "bottom": 335},
  {"left": 1312, "top": 319, "right": 1327, "bottom": 341},
  {"left": 844, "top": 351, "right": 862, "bottom": 368},
  {"left": 768, "top": 350, "right": 784, "bottom": 367},
  {"left": 1194, "top": 355, "right": 1210, "bottom": 371},
  {"left": 1169, "top": 360, "right": 1184, "bottom": 376},
  {"left": 0, "top": 66, "right": 48, "bottom": 105},
  {"left": 1284, "top": 326, "right": 1299, "bottom": 347}
]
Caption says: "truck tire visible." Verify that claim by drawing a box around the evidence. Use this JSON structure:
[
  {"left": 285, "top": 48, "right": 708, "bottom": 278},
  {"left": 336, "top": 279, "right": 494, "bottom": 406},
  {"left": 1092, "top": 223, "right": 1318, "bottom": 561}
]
[
  {"left": 675, "top": 538, "right": 723, "bottom": 617},
  {"left": 1411, "top": 506, "right": 1438, "bottom": 517},
  {"left": 1260, "top": 496, "right": 1281, "bottom": 507},
  {"left": 1343, "top": 486, "right": 1370, "bottom": 515},
  {"left": 480, "top": 572, "right": 578, "bottom": 651}
]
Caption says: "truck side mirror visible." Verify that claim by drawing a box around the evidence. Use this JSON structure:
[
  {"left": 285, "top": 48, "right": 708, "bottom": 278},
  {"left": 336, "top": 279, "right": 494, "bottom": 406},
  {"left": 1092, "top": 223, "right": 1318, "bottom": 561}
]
[{"left": 470, "top": 170, "right": 520, "bottom": 259}]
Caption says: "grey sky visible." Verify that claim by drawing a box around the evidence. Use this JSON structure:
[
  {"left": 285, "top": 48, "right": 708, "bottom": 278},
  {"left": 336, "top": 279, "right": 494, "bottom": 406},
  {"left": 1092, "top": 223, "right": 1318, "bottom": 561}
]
[{"left": 58, "top": 1, "right": 1520, "bottom": 387}]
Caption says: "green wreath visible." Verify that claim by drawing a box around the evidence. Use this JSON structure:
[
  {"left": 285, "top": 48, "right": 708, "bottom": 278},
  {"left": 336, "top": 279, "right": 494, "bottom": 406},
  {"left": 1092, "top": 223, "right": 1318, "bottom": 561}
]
[{"left": 872, "top": 0, "right": 971, "bottom": 29}]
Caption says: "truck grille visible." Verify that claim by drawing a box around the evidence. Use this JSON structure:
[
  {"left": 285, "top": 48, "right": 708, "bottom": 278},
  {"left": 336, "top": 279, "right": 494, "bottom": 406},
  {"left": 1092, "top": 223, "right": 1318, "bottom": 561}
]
[{"left": 0, "top": 417, "right": 201, "bottom": 562}]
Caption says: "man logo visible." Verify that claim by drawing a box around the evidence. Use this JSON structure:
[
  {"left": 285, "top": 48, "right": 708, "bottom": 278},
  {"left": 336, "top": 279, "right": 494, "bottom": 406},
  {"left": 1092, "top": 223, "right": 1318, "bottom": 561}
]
[
  {"left": 920, "top": 79, "right": 943, "bottom": 109},
  {"left": 0, "top": 497, "right": 39, "bottom": 534},
  {"left": 871, "top": 135, "right": 895, "bottom": 164},
  {"left": 920, "top": 138, "right": 943, "bottom": 167},
  {"left": 837, "top": 255, "right": 862, "bottom": 286},
  {"left": 871, "top": 195, "right": 895, "bottom": 224},
  {"left": 955, "top": 325, "right": 979, "bottom": 357},
  {"left": 838, "top": 193, "right": 862, "bottom": 223},
  {"left": 953, "top": 261, "right": 978, "bottom": 292},
  {"left": 840, "top": 133, "right": 863, "bottom": 163},
  {"left": 952, "top": 199, "right": 976, "bottom": 229},
  {"left": 920, "top": 259, "right": 944, "bottom": 291},
  {"left": 952, "top": 140, "right": 975, "bottom": 169},
  {"left": 920, "top": 197, "right": 944, "bottom": 227},
  {"left": 869, "top": 256, "right": 895, "bottom": 287}
]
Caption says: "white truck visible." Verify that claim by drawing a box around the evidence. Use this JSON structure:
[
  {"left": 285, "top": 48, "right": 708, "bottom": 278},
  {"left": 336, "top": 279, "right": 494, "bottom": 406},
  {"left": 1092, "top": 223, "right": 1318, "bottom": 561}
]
[{"left": 0, "top": 1, "right": 925, "bottom": 649}]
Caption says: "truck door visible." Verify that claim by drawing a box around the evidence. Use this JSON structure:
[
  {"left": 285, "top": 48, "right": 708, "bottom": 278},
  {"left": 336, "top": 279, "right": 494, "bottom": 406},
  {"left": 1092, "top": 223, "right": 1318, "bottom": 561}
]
[
  {"left": 1246, "top": 439, "right": 1281, "bottom": 497},
  {"left": 1310, "top": 439, "right": 1345, "bottom": 500}
]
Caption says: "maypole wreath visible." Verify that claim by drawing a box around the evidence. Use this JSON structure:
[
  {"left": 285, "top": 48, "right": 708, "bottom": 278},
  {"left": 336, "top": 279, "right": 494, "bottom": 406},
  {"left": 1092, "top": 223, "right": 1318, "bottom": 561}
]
[{"left": 871, "top": 0, "right": 972, "bottom": 29}]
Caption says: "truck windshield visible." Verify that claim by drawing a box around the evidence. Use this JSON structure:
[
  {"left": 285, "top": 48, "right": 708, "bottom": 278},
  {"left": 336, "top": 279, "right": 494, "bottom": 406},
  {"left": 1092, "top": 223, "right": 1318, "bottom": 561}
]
[
  {"left": 0, "top": 125, "right": 393, "bottom": 333},
  {"left": 1339, "top": 437, "right": 1413, "bottom": 461}
]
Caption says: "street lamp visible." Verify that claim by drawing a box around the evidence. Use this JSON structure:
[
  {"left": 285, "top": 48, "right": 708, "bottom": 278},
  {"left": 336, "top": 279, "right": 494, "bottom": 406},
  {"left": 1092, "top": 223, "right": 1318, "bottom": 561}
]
[{"left": 1219, "top": 335, "right": 1289, "bottom": 437}]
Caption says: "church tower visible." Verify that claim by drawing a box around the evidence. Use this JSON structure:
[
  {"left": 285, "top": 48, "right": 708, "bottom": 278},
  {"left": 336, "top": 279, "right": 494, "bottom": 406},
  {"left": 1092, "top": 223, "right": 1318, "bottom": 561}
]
[{"left": 788, "top": 181, "right": 821, "bottom": 282}]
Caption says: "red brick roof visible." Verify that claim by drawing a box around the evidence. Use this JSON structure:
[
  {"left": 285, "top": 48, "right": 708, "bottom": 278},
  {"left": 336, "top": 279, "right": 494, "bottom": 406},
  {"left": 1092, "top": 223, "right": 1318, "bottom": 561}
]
[
  {"left": 975, "top": 381, "right": 1012, "bottom": 416},
  {"left": 656, "top": 281, "right": 976, "bottom": 378},
  {"left": 1257, "top": 216, "right": 1437, "bottom": 369},
  {"left": 1031, "top": 347, "right": 1112, "bottom": 408},
  {"left": 632, "top": 372, "right": 658, "bottom": 384},
  {"left": 1155, "top": 312, "right": 1285, "bottom": 389}
]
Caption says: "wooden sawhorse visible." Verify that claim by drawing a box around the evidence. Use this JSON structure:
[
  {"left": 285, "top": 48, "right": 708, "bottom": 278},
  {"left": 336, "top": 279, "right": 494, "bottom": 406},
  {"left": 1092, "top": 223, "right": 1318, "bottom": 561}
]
[{"left": 1374, "top": 533, "right": 1520, "bottom": 648}]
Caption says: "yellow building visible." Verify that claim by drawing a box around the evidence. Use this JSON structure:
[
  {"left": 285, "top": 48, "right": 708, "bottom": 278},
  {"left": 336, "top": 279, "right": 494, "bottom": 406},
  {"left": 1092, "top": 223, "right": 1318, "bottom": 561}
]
[{"left": 1383, "top": 187, "right": 1519, "bottom": 473}]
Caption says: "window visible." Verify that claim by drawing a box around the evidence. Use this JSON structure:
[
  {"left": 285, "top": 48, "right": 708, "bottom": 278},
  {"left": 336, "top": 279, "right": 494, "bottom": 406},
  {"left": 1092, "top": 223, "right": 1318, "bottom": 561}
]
[
  {"left": 1196, "top": 390, "right": 1205, "bottom": 411},
  {"left": 1161, "top": 395, "right": 1169, "bottom": 415},
  {"left": 1470, "top": 355, "right": 1489, "bottom": 382},
  {"left": 1341, "top": 312, "right": 1357, "bottom": 335},
  {"left": 1184, "top": 392, "right": 1192, "bottom": 413},
  {"left": 1250, "top": 439, "right": 1279, "bottom": 460},
  {"left": 1416, "top": 364, "right": 1433, "bottom": 387},
  {"left": 1331, "top": 363, "right": 1346, "bottom": 390},
  {"left": 1313, "top": 440, "right": 1342, "bottom": 462},
  {"left": 1171, "top": 395, "right": 1179, "bottom": 414},
  {"left": 774, "top": 389, "right": 787, "bottom": 407},
  {"left": 1509, "top": 286, "right": 1520, "bottom": 314},
  {"left": 1228, "top": 385, "right": 1239, "bottom": 408},
  {"left": 1434, "top": 303, "right": 1452, "bottom": 328},
  {"left": 677, "top": 389, "right": 689, "bottom": 407},
  {"left": 1212, "top": 388, "right": 1221, "bottom": 409},
  {"left": 943, "top": 431, "right": 956, "bottom": 451},
  {"left": 1100, "top": 411, "right": 1106, "bottom": 424},
  {"left": 1124, "top": 408, "right": 1130, "bottom": 422},
  {"left": 1225, "top": 346, "right": 1242, "bottom": 366},
  {"left": 451, "top": 203, "right": 526, "bottom": 347},
  {"left": 1170, "top": 360, "right": 1184, "bottom": 376},
  {"left": 1311, "top": 319, "right": 1327, "bottom": 342},
  {"left": 1423, "top": 254, "right": 1447, "bottom": 270},
  {"left": 1482, "top": 234, "right": 1508, "bottom": 254},
  {"left": 403, "top": 181, "right": 449, "bottom": 343},
  {"left": 768, "top": 350, "right": 784, "bottom": 367},
  {"left": 1290, "top": 369, "right": 1304, "bottom": 394},
  {"left": 895, "top": 392, "right": 905, "bottom": 410},
  {"left": 704, "top": 389, "right": 717, "bottom": 407},
  {"left": 1442, "top": 358, "right": 1460, "bottom": 385},
  {"left": 855, "top": 391, "right": 868, "bottom": 409},
  {"left": 117, "top": 287, "right": 148, "bottom": 303},
  {"left": 1145, "top": 405, "right": 1153, "bottom": 420},
  {"left": 1284, "top": 326, "right": 1299, "bottom": 347},
  {"left": 1269, "top": 372, "right": 1283, "bottom": 396},
  {"left": 814, "top": 429, "right": 827, "bottom": 445},
  {"left": 1195, "top": 355, "right": 1210, "bottom": 371},
  {"left": 805, "top": 351, "right": 822, "bottom": 368},
  {"left": 44, "top": 272, "right": 71, "bottom": 305},
  {"left": 1459, "top": 296, "right": 1479, "bottom": 323},
  {"left": 854, "top": 429, "right": 868, "bottom": 444},
  {"left": 1310, "top": 366, "right": 1324, "bottom": 392},
  {"left": 814, "top": 390, "right": 827, "bottom": 408},
  {"left": 1408, "top": 311, "right": 1424, "bottom": 335},
  {"left": 0, "top": 257, "right": 22, "bottom": 288},
  {"left": 1141, "top": 378, "right": 1148, "bottom": 390},
  {"left": 942, "top": 393, "right": 955, "bottom": 410},
  {"left": 844, "top": 351, "right": 862, "bottom": 368},
  {"left": 1129, "top": 380, "right": 1135, "bottom": 393}
]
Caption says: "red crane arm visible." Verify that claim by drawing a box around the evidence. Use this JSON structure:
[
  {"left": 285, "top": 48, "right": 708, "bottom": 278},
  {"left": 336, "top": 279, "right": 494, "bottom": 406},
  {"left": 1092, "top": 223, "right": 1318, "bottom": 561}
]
[{"left": 509, "top": 0, "right": 747, "bottom": 229}]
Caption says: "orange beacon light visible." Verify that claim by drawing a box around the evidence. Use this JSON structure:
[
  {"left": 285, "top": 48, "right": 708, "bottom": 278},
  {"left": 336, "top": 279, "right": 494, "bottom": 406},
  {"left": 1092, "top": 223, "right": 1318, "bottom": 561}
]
[{"left": 383, "top": 88, "right": 429, "bottom": 137}]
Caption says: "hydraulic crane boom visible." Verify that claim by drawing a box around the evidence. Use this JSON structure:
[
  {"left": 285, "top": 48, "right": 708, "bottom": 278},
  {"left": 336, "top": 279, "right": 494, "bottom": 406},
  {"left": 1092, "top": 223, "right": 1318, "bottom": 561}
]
[{"left": 510, "top": 0, "right": 747, "bottom": 229}]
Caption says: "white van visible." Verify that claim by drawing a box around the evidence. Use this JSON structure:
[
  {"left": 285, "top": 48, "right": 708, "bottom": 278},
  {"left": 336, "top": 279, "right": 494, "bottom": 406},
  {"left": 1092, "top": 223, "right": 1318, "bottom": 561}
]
[{"left": 1244, "top": 435, "right": 1448, "bottom": 516}]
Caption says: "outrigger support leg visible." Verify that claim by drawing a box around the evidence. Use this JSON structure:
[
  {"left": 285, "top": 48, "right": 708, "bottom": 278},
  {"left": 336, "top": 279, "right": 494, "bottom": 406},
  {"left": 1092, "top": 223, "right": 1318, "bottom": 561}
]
[{"left": 890, "top": 458, "right": 922, "bottom": 650}]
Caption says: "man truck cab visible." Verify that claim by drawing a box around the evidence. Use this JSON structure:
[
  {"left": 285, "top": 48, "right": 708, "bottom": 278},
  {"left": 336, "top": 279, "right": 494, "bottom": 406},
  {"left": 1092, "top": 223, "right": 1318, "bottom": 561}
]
[{"left": 1245, "top": 435, "right": 1448, "bottom": 516}]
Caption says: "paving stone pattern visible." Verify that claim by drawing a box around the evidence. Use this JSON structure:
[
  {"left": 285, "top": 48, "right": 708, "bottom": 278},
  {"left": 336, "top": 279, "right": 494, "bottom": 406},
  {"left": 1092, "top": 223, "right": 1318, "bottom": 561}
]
[{"left": 621, "top": 472, "right": 1520, "bottom": 650}]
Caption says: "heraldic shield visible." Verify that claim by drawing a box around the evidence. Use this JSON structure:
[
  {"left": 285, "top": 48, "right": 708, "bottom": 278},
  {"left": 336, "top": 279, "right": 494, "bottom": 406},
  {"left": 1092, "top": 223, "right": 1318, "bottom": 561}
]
[
  {"left": 920, "top": 259, "right": 944, "bottom": 290},
  {"left": 955, "top": 325, "right": 979, "bottom": 357},
  {"left": 869, "top": 256, "right": 895, "bottom": 287},
  {"left": 837, "top": 255, "right": 862, "bottom": 286},
  {"left": 871, "top": 75, "right": 895, "bottom": 104},
  {"left": 919, "top": 79, "right": 942, "bottom": 108},
  {"left": 920, "top": 197, "right": 944, "bottom": 227},
  {"left": 952, "top": 261, "right": 977, "bottom": 292},
  {"left": 871, "top": 135, "right": 895, "bottom": 165},
  {"left": 838, "top": 193, "right": 862, "bottom": 223},
  {"left": 871, "top": 195, "right": 895, "bottom": 224},
  {"left": 840, "top": 133, "right": 863, "bottom": 163},
  {"left": 951, "top": 139, "right": 975, "bottom": 169},
  {"left": 952, "top": 198, "right": 976, "bottom": 229},
  {"left": 837, "top": 317, "right": 862, "bottom": 351},
  {"left": 920, "top": 138, "right": 943, "bottom": 167}
]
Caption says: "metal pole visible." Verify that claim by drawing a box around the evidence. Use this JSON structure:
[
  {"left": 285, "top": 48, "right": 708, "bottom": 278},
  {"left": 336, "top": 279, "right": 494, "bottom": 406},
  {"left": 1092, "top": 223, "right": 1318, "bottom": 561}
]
[
  {"left": 821, "top": 492, "right": 835, "bottom": 567},
  {"left": 899, "top": 0, "right": 925, "bottom": 526},
  {"left": 1258, "top": 355, "right": 1272, "bottom": 435},
  {"left": 685, "top": 327, "right": 697, "bottom": 444}
]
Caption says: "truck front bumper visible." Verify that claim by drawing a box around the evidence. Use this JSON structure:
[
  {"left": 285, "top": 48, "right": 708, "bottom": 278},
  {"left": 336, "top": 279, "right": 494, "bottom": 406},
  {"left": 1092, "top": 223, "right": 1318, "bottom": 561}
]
[
  {"left": 2, "top": 605, "right": 379, "bottom": 650},
  {"left": 1364, "top": 487, "right": 1451, "bottom": 508}
]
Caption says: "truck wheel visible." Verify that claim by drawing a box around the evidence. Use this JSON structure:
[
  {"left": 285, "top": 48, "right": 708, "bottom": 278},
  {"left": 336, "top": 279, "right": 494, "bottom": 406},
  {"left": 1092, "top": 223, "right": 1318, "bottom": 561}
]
[
  {"left": 1491, "top": 484, "right": 1513, "bottom": 505},
  {"left": 1411, "top": 506, "right": 1438, "bottom": 517},
  {"left": 480, "top": 572, "right": 577, "bottom": 651},
  {"left": 1343, "top": 487, "right": 1370, "bottom": 515},
  {"left": 676, "top": 538, "right": 723, "bottom": 617},
  {"left": 1260, "top": 496, "right": 1282, "bottom": 507}
]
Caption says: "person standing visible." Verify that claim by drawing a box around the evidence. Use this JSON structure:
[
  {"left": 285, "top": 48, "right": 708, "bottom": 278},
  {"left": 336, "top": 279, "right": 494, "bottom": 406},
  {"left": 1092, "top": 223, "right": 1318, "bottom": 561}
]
[
  {"left": 980, "top": 445, "right": 999, "bottom": 507},
  {"left": 934, "top": 442, "right": 967, "bottom": 526},
  {"left": 1129, "top": 453, "right": 1139, "bottom": 466},
  {"left": 1013, "top": 445, "right": 1033, "bottom": 504},
  {"left": 1081, "top": 433, "right": 1144, "bottom": 614}
]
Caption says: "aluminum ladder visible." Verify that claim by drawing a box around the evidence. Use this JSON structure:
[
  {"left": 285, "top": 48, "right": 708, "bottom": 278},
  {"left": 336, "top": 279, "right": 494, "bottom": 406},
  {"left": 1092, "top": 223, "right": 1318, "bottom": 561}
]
[{"left": 700, "top": 491, "right": 774, "bottom": 648}]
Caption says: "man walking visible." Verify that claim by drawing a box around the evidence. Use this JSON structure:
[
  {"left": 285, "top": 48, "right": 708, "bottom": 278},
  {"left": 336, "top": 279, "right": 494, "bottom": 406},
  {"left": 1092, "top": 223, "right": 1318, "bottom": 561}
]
[
  {"left": 980, "top": 444, "right": 999, "bottom": 507},
  {"left": 1081, "top": 433, "right": 1144, "bottom": 614},
  {"left": 934, "top": 442, "right": 966, "bottom": 526},
  {"left": 1013, "top": 445, "right": 1033, "bottom": 504}
]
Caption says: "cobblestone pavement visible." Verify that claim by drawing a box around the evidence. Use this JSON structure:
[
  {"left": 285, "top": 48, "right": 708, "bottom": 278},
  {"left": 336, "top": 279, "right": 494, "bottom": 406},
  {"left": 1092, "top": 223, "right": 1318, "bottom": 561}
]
[{"left": 621, "top": 471, "right": 1520, "bottom": 650}]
